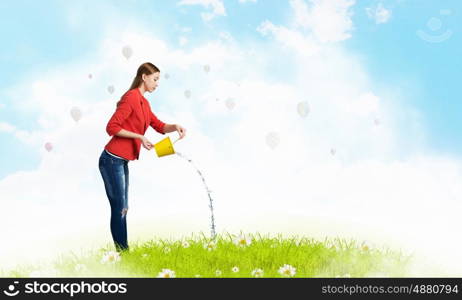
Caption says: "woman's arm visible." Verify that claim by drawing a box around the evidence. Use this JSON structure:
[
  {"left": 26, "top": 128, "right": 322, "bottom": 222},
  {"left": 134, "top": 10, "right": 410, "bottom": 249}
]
[
  {"left": 162, "top": 124, "right": 177, "bottom": 133},
  {"left": 115, "top": 129, "right": 143, "bottom": 140},
  {"left": 163, "top": 123, "right": 186, "bottom": 139},
  {"left": 116, "top": 128, "right": 153, "bottom": 150},
  {"left": 114, "top": 124, "right": 181, "bottom": 140}
]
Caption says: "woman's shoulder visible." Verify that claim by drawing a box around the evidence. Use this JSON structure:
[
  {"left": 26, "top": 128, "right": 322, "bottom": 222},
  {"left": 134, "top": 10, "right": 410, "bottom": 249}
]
[
  {"left": 120, "top": 88, "right": 139, "bottom": 102},
  {"left": 123, "top": 88, "right": 139, "bottom": 97}
]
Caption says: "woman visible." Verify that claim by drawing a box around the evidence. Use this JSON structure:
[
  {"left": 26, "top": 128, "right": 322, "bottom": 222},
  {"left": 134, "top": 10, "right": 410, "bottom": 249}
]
[{"left": 99, "top": 62, "right": 186, "bottom": 252}]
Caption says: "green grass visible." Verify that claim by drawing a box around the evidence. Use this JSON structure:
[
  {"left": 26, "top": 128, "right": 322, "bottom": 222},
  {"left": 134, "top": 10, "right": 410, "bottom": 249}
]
[{"left": 0, "top": 231, "right": 413, "bottom": 278}]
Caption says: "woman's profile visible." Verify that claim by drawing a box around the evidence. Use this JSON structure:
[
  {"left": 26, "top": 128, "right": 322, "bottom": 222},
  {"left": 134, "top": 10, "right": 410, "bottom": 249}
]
[{"left": 98, "top": 62, "right": 186, "bottom": 253}]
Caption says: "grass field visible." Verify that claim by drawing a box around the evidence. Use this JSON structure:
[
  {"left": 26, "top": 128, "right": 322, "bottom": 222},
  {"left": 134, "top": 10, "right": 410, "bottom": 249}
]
[{"left": 1, "top": 231, "right": 412, "bottom": 278}]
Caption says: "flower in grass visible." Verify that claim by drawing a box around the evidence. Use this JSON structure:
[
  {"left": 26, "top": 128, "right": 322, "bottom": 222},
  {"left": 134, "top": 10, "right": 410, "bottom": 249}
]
[
  {"left": 182, "top": 241, "right": 190, "bottom": 248},
  {"left": 100, "top": 251, "right": 121, "bottom": 264},
  {"left": 203, "top": 240, "right": 217, "bottom": 251},
  {"left": 74, "top": 263, "right": 87, "bottom": 273},
  {"left": 233, "top": 234, "right": 252, "bottom": 247},
  {"left": 141, "top": 253, "right": 149, "bottom": 258},
  {"left": 157, "top": 269, "right": 176, "bottom": 278},
  {"left": 215, "top": 269, "right": 222, "bottom": 276},
  {"left": 251, "top": 268, "right": 264, "bottom": 278},
  {"left": 231, "top": 266, "right": 239, "bottom": 273},
  {"left": 278, "top": 264, "right": 296, "bottom": 277},
  {"left": 29, "top": 268, "right": 58, "bottom": 277},
  {"left": 361, "top": 242, "right": 371, "bottom": 252},
  {"left": 163, "top": 247, "right": 171, "bottom": 254},
  {"left": 367, "top": 272, "right": 388, "bottom": 277},
  {"left": 194, "top": 274, "right": 202, "bottom": 278},
  {"left": 294, "top": 240, "right": 301, "bottom": 247}
]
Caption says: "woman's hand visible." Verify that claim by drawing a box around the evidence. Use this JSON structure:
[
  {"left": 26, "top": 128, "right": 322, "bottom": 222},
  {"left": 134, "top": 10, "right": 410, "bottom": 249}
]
[
  {"left": 140, "top": 135, "right": 153, "bottom": 150},
  {"left": 175, "top": 124, "right": 187, "bottom": 140}
]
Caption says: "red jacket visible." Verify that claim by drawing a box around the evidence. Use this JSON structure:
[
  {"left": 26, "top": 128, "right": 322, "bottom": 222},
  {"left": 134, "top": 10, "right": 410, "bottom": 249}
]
[{"left": 104, "top": 88, "right": 166, "bottom": 160}]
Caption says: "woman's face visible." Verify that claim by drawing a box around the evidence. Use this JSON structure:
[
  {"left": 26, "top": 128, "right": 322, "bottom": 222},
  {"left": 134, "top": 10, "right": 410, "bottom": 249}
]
[{"left": 143, "top": 72, "right": 160, "bottom": 93}]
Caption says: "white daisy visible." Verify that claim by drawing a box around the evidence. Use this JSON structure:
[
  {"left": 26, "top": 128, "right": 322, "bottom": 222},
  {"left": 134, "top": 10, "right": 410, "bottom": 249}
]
[
  {"left": 203, "top": 240, "right": 217, "bottom": 251},
  {"left": 215, "top": 269, "right": 222, "bottom": 276},
  {"left": 194, "top": 274, "right": 202, "bottom": 278},
  {"left": 74, "top": 263, "right": 87, "bottom": 273},
  {"left": 233, "top": 234, "right": 252, "bottom": 247},
  {"left": 141, "top": 253, "right": 149, "bottom": 258},
  {"left": 163, "top": 247, "right": 171, "bottom": 254},
  {"left": 29, "top": 268, "right": 58, "bottom": 277},
  {"left": 231, "top": 266, "right": 239, "bottom": 273},
  {"left": 156, "top": 268, "right": 176, "bottom": 278},
  {"left": 182, "top": 241, "right": 190, "bottom": 248},
  {"left": 278, "top": 264, "right": 296, "bottom": 277},
  {"left": 361, "top": 242, "right": 371, "bottom": 252},
  {"left": 251, "top": 268, "right": 264, "bottom": 278},
  {"left": 368, "top": 272, "right": 388, "bottom": 277},
  {"left": 100, "top": 251, "right": 121, "bottom": 264}
]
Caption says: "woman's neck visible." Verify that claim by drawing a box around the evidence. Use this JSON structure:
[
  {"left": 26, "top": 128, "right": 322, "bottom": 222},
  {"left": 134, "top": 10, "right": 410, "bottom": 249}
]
[{"left": 138, "top": 86, "right": 146, "bottom": 95}]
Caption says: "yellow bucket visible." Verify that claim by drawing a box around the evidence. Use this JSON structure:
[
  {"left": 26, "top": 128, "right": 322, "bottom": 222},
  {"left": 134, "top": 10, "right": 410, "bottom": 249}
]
[{"left": 153, "top": 136, "right": 176, "bottom": 157}]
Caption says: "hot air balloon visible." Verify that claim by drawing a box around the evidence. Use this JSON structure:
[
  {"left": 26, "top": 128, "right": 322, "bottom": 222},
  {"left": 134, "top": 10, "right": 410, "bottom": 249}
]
[
  {"left": 203, "top": 65, "right": 210, "bottom": 73},
  {"left": 374, "top": 118, "right": 380, "bottom": 126},
  {"left": 330, "top": 148, "right": 336, "bottom": 156},
  {"left": 88, "top": 73, "right": 93, "bottom": 79},
  {"left": 265, "top": 132, "right": 280, "bottom": 150},
  {"left": 122, "top": 45, "right": 133, "bottom": 60},
  {"left": 225, "top": 98, "right": 236, "bottom": 110},
  {"left": 44, "top": 142, "right": 53, "bottom": 152},
  {"left": 297, "top": 101, "right": 310, "bottom": 118},
  {"left": 107, "top": 85, "right": 115, "bottom": 94},
  {"left": 70, "top": 107, "right": 82, "bottom": 122},
  {"left": 164, "top": 73, "right": 170, "bottom": 79},
  {"left": 184, "top": 90, "right": 191, "bottom": 98}
]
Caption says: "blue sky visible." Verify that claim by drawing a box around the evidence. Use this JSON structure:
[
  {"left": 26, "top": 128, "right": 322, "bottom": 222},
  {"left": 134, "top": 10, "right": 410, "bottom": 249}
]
[{"left": 0, "top": 0, "right": 460, "bottom": 179}]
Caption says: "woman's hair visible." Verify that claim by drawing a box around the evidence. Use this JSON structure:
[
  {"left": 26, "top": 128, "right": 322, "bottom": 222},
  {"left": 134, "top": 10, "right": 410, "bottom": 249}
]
[
  {"left": 116, "top": 62, "right": 160, "bottom": 106},
  {"left": 127, "top": 62, "right": 160, "bottom": 92}
]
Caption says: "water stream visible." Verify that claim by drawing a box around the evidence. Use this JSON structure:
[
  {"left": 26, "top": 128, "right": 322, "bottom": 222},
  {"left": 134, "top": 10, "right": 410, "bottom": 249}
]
[{"left": 175, "top": 151, "right": 217, "bottom": 240}]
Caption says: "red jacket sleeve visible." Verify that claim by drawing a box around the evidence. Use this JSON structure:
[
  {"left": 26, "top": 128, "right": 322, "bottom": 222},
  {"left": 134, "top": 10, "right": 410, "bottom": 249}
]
[
  {"left": 150, "top": 110, "right": 166, "bottom": 135},
  {"left": 106, "top": 92, "right": 134, "bottom": 136}
]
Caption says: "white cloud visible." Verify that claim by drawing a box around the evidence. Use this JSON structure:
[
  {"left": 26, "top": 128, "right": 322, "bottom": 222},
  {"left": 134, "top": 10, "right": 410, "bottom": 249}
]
[
  {"left": 0, "top": 121, "right": 15, "bottom": 133},
  {"left": 177, "top": 0, "right": 226, "bottom": 21},
  {"left": 289, "top": 0, "right": 355, "bottom": 43},
  {"left": 0, "top": 121, "right": 41, "bottom": 145},
  {"left": 257, "top": 20, "right": 320, "bottom": 56},
  {"left": 179, "top": 36, "right": 189, "bottom": 46},
  {"left": 1, "top": 3, "right": 462, "bottom": 276},
  {"left": 239, "top": 0, "right": 257, "bottom": 3},
  {"left": 218, "top": 31, "right": 233, "bottom": 42},
  {"left": 366, "top": 3, "right": 392, "bottom": 24}
]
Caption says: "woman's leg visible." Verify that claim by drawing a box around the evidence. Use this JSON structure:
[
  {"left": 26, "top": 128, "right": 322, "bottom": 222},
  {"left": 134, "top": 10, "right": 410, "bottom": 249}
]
[
  {"left": 99, "top": 150, "right": 129, "bottom": 252},
  {"left": 120, "top": 162, "right": 129, "bottom": 250}
]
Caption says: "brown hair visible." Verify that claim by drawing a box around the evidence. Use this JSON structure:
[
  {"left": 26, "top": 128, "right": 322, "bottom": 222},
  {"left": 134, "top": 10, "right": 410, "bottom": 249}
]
[{"left": 117, "top": 62, "right": 160, "bottom": 105}]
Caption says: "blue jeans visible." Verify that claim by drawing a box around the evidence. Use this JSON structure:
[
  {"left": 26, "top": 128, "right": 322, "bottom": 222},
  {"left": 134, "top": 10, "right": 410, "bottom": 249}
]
[{"left": 98, "top": 150, "right": 130, "bottom": 252}]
